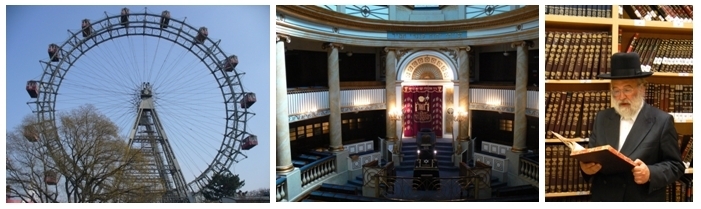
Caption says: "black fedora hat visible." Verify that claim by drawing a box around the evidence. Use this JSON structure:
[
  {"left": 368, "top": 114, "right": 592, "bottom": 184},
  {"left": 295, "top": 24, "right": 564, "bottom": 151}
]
[{"left": 597, "top": 52, "right": 653, "bottom": 79}]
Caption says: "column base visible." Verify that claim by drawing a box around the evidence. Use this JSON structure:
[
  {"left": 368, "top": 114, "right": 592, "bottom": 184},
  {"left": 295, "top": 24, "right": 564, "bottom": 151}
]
[
  {"left": 330, "top": 145, "right": 345, "bottom": 152},
  {"left": 511, "top": 147, "right": 527, "bottom": 153},
  {"left": 276, "top": 164, "right": 294, "bottom": 173},
  {"left": 386, "top": 136, "right": 397, "bottom": 142}
]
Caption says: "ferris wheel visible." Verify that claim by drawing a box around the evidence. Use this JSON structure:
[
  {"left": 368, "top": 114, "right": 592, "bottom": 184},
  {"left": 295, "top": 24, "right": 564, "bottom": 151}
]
[{"left": 24, "top": 7, "right": 258, "bottom": 202}]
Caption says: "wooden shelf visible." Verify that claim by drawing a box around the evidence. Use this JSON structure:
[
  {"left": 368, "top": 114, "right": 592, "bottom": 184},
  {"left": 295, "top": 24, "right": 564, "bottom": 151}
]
[
  {"left": 544, "top": 138, "right": 588, "bottom": 143},
  {"left": 545, "top": 80, "right": 610, "bottom": 84},
  {"left": 545, "top": 15, "right": 614, "bottom": 27},
  {"left": 617, "top": 19, "right": 693, "bottom": 34},
  {"left": 545, "top": 191, "right": 590, "bottom": 198}
]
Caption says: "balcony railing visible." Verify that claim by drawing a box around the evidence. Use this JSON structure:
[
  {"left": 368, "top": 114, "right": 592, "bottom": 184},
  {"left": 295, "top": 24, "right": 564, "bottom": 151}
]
[
  {"left": 287, "top": 88, "right": 385, "bottom": 116},
  {"left": 300, "top": 155, "right": 337, "bottom": 188},
  {"left": 286, "top": 87, "right": 539, "bottom": 120},
  {"left": 518, "top": 153, "right": 538, "bottom": 187},
  {"left": 469, "top": 88, "right": 538, "bottom": 110},
  {"left": 275, "top": 176, "right": 288, "bottom": 202}
]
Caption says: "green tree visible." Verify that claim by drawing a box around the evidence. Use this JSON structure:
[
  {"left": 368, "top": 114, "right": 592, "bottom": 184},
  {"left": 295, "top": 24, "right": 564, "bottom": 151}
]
[{"left": 201, "top": 171, "right": 245, "bottom": 202}]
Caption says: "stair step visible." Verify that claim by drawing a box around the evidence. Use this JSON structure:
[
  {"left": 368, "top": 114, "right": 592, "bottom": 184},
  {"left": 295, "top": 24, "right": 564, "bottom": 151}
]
[
  {"left": 319, "top": 183, "right": 360, "bottom": 195},
  {"left": 491, "top": 181, "right": 507, "bottom": 189},
  {"left": 494, "top": 185, "right": 539, "bottom": 197}
]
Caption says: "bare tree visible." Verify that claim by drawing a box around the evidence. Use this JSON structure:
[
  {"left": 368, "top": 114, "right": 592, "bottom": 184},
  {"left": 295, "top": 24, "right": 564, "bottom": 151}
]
[
  {"left": 248, "top": 187, "right": 270, "bottom": 197},
  {"left": 6, "top": 105, "right": 163, "bottom": 203}
]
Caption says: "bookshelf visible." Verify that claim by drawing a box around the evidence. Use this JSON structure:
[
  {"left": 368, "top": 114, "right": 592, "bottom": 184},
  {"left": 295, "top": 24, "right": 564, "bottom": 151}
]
[{"left": 544, "top": 5, "right": 693, "bottom": 202}]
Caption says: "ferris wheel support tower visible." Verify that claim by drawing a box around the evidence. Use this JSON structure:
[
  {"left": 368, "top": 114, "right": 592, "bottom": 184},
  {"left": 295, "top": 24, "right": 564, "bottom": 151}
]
[{"left": 127, "top": 82, "right": 191, "bottom": 202}]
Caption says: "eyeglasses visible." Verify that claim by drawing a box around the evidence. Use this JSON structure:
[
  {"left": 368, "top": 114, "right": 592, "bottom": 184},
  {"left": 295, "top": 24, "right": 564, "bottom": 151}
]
[{"left": 611, "top": 87, "right": 636, "bottom": 96}]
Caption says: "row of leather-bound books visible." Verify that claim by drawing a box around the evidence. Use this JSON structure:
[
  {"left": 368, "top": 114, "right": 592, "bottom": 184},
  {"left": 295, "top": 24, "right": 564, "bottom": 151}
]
[
  {"left": 545, "top": 5, "right": 693, "bottom": 22},
  {"left": 644, "top": 84, "right": 693, "bottom": 114},
  {"left": 545, "top": 30, "right": 693, "bottom": 80},
  {"left": 623, "top": 33, "right": 693, "bottom": 74},
  {"left": 544, "top": 91, "right": 610, "bottom": 140},
  {"left": 544, "top": 5, "right": 612, "bottom": 18},
  {"left": 622, "top": 5, "right": 694, "bottom": 22},
  {"left": 545, "top": 142, "right": 592, "bottom": 194},
  {"left": 666, "top": 173, "right": 693, "bottom": 202},
  {"left": 544, "top": 31, "right": 612, "bottom": 80},
  {"left": 678, "top": 135, "right": 693, "bottom": 165}
]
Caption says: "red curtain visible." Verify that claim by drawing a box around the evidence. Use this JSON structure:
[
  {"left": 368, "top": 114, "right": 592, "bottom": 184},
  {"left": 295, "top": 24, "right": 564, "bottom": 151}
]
[{"left": 402, "top": 86, "right": 443, "bottom": 138}]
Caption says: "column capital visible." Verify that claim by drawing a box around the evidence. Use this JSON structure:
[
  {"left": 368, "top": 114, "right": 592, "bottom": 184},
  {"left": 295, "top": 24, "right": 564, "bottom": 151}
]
[
  {"left": 457, "top": 46, "right": 471, "bottom": 52},
  {"left": 384, "top": 47, "right": 411, "bottom": 60},
  {"left": 383, "top": 47, "right": 401, "bottom": 53},
  {"left": 276, "top": 33, "right": 291, "bottom": 43},
  {"left": 322, "top": 42, "right": 344, "bottom": 50},
  {"left": 511, "top": 40, "right": 534, "bottom": 49}
]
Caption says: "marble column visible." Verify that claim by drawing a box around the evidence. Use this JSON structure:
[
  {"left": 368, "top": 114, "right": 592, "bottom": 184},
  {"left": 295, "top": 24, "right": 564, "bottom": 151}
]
[
  {"left": 384, "top": 48, "right": 399, "bottom": 163},
  {"left": 384, "top": 48, "right": 397, "bottom": 142},
  {"left": 457, "top": 46, "right": 471, "bottom": 164},
  {"left": 457, "top": 46, "right": 471, "bottom": 141},
  {"left": 511, "top": 41, "right": 531, "bottom": 152},
  {"left": 324, "top": 42, "right": 344, "bottom": 152},
  {"left": 276, "top": 34, "right": 293, "bottom": 173}
]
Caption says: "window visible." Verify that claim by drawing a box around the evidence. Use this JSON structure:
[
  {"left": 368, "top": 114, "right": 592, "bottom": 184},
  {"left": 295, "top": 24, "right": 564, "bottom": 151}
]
[
  {"left": 306, "top": 125, "right": 314, "bottom": 137},
  {"left": 413, "top": 5, "right": 440, "bottom": 10},
  {"left": 290, "top": 129, "right": 296, "bottom": 141},
  {"left": 323, "top": 122, "right": 329, "bottom": 134},
  {"left": 314, "top": 123, "right": 322, "bottom": 135},
  {"left": 465, "top": 5, "right": 512, "bottom": 19},
  {"left": 345, "top": 5, "right": 389, "bottom": 20},
  {"left": 317, "top": 5, "right": 336, "bottom": 11},
  {"left": 297, "top": 126, "right": 305, "bottom": 138},
  {"left": 499, "top": 119, "right": 513, "bottom": 132}
]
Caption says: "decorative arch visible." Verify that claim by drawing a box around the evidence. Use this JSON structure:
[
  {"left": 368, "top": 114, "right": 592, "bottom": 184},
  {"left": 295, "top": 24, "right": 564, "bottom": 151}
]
[
  {"left": 412, "top": 64, "right": 442, "bottom": 80},
  {"left": 397, "top": 51, "right": 456, "bottom": 81}
]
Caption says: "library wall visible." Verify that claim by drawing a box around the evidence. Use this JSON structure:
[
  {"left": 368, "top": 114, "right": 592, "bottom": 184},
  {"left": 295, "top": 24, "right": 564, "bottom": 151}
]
[{"left": 544, "top": 5, "right": 693, "bottom": 202}]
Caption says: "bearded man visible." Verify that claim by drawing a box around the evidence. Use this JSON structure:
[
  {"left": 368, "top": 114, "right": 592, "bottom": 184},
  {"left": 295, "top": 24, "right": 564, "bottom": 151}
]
[{"left": 580, "top": 52, "right": 685, "bottom": 201}]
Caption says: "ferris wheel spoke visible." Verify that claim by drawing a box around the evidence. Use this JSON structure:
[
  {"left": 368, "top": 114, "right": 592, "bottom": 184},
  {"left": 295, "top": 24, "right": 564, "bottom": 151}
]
[
  {"left": 85, "top": 38, "right": 143, "bottom": 89},
  {"left": 156, "top": 108, "right": 224, "bottom": 136},
  {"left": 155, "top": 56, "right": 208, "bottom": 92},
  {"left": 157, "top": 112, "right": 219, "bottom": 182},
  {"left": 107, "top": 36, "right": 142, "bottom": 86}
]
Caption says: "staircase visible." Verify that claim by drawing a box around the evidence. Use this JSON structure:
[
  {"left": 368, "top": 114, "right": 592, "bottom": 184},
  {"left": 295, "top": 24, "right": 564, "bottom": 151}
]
[
  {"left": 396, "top": 140, "right": 456, "bottom": 173},
  {"left": 301, "top": 182, "right": 389, "bottom": 202}
]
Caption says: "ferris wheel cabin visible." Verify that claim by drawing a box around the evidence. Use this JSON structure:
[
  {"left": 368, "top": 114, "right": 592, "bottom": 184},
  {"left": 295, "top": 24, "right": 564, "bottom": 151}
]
[
  {"left": 81, "top": 19, "right": 93, "bottom": 37},
  {"left": 160, "top": 10, "right": 171, "bottom": 28},
  {"left": 44, "top": 170, "right": 58, "bottom": 185},
  {"left": 120, "top": 8, "right": 129, "bottom": 27},
  {"left": 26, "top": 80, "right": 39, "bottom": 98},
  {"left": 240, "top": 93, "right": 256, "bottom": 109},
  {"left": 242, "top": 135, "right": 258, "bottom": 150},
  {"left": 48, "top": 44, "right": 60, "bottom": 62},
  {"left": 222, "top": 55, "right": 239, "bottom": 72},
  {"left": 195, "top": 27, "right": 208, "bottom": 44}
]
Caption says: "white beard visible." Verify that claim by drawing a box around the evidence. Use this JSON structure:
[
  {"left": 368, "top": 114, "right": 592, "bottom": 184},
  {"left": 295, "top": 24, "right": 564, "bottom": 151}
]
[{"left": 611, "top": 93, "right": 644, "bottom": 120}]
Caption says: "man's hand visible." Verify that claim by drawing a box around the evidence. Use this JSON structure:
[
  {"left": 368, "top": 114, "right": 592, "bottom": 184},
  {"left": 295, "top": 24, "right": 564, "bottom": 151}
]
[
  {"left": 580, "top": 161, "right": 601, "bottom": 175},
  {"left": 632, "top": 159, "right": 650, "bottom": 184}
]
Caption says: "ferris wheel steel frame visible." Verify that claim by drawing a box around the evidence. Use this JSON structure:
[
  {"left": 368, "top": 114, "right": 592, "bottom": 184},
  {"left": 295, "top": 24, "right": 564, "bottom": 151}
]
[{"left": 27, "top": 8, "right": 254, "bottom": 199}]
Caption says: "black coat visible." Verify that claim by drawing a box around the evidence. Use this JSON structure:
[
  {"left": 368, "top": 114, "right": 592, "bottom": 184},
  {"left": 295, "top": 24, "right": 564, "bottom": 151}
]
[{"left": 584, "top": 103, "right": 685, "bottom": 201}]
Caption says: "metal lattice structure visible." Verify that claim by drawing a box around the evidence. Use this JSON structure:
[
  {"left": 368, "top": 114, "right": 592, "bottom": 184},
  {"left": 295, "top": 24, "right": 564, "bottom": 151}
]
[{"left": 26, "top": 7, "right": 256, "bottom": 202}]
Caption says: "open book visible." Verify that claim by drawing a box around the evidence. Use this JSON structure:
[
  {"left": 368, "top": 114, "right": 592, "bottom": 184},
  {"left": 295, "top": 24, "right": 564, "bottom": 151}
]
[{"left": 552, "top": 132, "right": 635, "bottom": 174}]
